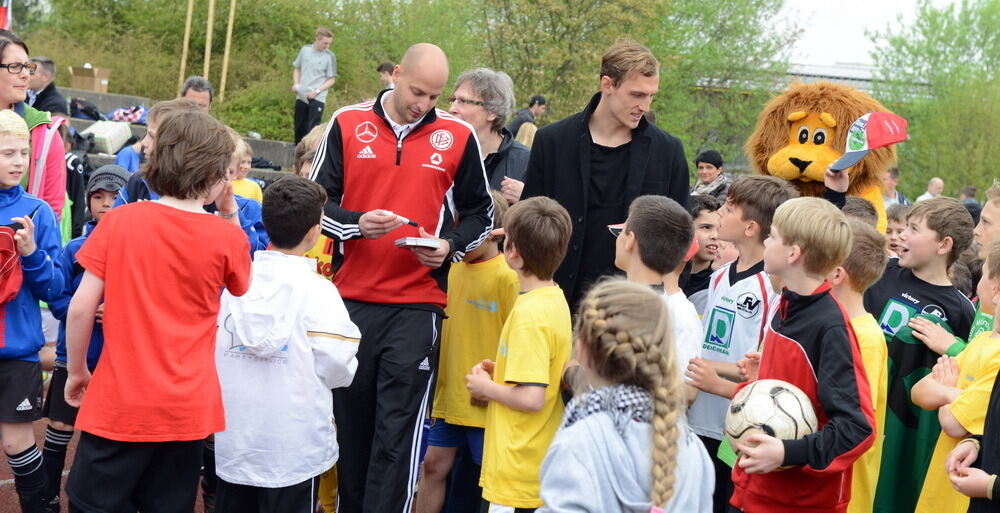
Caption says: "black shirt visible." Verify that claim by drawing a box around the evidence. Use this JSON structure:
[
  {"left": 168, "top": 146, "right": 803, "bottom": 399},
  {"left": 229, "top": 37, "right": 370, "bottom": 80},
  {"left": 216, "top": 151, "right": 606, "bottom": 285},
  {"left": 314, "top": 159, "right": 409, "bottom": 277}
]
[
  {"left": 574, "top": 141, "right": 630, "bottom": 305},
  {"left": 682, "top": 263, "right": 714, "bottom": 298},
  {"left": 863, "top": 259, "right": 976, "bottom": 342}
]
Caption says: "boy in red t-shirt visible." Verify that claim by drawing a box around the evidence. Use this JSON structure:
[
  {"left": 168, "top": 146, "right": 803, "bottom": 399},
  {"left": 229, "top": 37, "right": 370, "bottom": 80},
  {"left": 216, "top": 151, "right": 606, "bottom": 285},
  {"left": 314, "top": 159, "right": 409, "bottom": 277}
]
[{"left": 62, "top": 109, "right": 251, "bottom": 513}]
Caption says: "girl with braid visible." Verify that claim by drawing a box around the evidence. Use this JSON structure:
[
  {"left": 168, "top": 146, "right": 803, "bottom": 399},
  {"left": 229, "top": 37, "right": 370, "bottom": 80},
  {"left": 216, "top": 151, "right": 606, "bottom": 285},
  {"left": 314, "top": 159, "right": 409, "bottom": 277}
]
[{"left": 538, "top": 279, "right": 714, "bottom": 513}]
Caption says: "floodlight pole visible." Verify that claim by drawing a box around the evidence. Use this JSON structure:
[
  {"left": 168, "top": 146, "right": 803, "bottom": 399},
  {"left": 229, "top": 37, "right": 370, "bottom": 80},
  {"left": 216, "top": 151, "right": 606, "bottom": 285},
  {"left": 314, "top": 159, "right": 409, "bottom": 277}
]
[
  {"left": 219, "top": 0, "right": 237, "bottom": 102},
  {"left": 203, "top": 0, "right": 217, "bottom": 77},
  {"left": 178, "top": 0, "right": 195, "bottom": 89}
]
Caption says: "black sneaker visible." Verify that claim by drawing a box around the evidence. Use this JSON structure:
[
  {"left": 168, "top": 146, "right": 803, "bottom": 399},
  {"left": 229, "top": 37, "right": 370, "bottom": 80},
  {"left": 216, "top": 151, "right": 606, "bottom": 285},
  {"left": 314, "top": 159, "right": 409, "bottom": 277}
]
[{"left": 46, "top": 496, "right": 61, "bottom": 513}]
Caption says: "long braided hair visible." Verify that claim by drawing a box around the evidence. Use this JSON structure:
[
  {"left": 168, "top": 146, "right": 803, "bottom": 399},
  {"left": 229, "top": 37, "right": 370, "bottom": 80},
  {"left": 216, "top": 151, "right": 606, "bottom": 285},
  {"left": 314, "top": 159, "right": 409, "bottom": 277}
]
[{"left": 575, "top": 279, "right": 684, "bottom": 507}]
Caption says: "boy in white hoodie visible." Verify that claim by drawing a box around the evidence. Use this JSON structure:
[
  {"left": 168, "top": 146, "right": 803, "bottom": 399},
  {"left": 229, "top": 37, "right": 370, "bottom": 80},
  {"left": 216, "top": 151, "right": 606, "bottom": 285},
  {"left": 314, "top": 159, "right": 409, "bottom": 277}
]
[{"left": 214, "top": 175, "right": 360, "bottom": 512}]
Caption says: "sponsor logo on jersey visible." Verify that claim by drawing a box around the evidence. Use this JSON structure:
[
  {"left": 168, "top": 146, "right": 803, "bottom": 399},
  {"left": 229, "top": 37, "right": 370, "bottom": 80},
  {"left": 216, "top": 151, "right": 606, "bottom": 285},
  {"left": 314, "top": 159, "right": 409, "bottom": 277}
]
[
  {"left": 430, "top": 129, "right": 454, "bottom": 151},
  {"left": 736, "top": 292, "right": 761, "bottom": 319},
  {"left": 357, "top": 145, "right": 377, "bottom": 159},
  {"left": 356, "top": 121, "right": 378, "bottom": 143},
  {"left": 921, "top": 304, "right": 948, "bottom": 321},
  {"left": 466, "top": 299, "right": 499, "bottom": 313},
  {"left": 704, "top": 306, "right": 736, "bottom": 354},
  {"left": 878, "top": 298, "right": 918, "bottom": 336}
]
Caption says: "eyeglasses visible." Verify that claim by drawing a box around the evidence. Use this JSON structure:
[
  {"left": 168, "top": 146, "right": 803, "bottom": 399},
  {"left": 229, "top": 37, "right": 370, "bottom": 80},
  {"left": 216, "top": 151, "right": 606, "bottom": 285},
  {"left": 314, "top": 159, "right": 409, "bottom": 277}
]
[
  {"left": 0, "top": 62, "right": 38, "bottom": 75},
  {"left": 449, "top": 96, "right": 486, "bottom": 108},
  {"left": 608, "top": 224, "right": 625, "bottom": 238}
]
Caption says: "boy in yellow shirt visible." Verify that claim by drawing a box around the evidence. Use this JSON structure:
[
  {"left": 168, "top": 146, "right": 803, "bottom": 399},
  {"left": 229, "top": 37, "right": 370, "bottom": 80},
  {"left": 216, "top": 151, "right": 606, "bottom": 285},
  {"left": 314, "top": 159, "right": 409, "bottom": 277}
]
[
  {"left": 416, "top": 191, "right": 517, "bottom": 513},
  {"left": 912, "top": 240, "right": 1000, "bottom": 513},
  {"left": 827, "top": 219, "right": 890, "bottom": 513},
  {"left": 466, "top": 197, "right": 573, "bottom": 512},
  {"left": 230, "top": 139, "right": 263, "bottom": 202}
]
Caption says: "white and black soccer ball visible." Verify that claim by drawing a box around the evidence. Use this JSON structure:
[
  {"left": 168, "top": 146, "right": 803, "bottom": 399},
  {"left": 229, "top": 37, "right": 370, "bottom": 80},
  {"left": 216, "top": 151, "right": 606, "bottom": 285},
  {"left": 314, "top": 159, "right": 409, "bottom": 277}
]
[{"left": 724, "top": 379, "right": 818, "bottom": 452}]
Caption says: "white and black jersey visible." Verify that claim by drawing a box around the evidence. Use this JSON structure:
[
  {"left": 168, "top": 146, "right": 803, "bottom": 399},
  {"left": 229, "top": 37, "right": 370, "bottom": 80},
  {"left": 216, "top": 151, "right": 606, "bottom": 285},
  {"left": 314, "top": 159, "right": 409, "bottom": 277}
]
[{"left": 688, "top": 259, "right": 775, "bottom": 440}]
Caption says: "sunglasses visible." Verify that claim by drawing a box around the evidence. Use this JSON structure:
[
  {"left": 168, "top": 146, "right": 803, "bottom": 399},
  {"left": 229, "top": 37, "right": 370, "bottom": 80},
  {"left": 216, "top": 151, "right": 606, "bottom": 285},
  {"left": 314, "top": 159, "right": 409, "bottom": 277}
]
[{"left": 608, "top": 224, "right": 625, "bottom": 238}]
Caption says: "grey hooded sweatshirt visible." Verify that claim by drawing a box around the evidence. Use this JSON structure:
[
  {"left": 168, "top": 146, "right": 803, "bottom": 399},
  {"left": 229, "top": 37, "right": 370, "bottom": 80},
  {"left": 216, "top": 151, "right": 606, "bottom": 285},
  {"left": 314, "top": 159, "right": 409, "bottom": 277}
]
[{"left": 538, "top": 384, "right": 714, "bottom": 513}]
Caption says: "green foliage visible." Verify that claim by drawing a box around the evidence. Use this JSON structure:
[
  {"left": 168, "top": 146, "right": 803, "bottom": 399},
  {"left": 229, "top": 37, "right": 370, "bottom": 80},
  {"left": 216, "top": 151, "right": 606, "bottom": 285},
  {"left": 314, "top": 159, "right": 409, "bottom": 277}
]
[
  {"left": 647, "top": 0, "right": 795, "bottom": 167},
  {"left": 870, "top": 0, "right": 1000, "bottom": 200},
  {"left": 18, "top": 0, "right": 796, "bottom": 165}
]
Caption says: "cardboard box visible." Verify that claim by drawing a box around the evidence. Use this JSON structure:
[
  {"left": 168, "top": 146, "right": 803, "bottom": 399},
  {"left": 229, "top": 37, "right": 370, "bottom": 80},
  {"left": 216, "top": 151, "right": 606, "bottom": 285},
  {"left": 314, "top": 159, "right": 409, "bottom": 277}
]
[{"left": 69, "top": 66, "right": 112, "bottom": 93}]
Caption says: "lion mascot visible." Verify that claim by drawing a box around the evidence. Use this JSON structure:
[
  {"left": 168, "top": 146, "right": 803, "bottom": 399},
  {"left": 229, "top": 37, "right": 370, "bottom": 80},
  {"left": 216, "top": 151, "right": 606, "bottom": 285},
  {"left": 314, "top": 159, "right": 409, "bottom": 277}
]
[{"left": 746, "top": 81, "right": 895, "bottom": 231}]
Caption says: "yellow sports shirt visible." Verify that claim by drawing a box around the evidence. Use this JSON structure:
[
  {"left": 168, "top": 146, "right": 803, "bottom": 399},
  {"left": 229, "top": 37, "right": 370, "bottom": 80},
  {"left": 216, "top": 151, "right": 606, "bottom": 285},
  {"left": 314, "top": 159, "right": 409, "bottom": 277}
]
[
  {"left": 231, "top": 178, "right": 263, "bottom": 203},
  {"left": 848, "top": 314, "right": 888, "bottom": 513},
  {"left": 431, "top": 255, "right": 519, "bottom": 427},
  {"left": 304, "top": 234, "right": 336, "bottom": 280},
  {"left": 480, "top": 285, "right": 572, "bottom": 508},
  {"left": 915, "top": 331, "right": 1000, "bottom": 513}
]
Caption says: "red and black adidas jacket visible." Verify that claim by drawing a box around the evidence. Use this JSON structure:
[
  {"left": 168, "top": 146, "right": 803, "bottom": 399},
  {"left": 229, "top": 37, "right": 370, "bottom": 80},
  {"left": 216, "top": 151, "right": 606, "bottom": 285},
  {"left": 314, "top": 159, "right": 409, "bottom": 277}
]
[
  {"left": 310, "top": 90, "right": 494, "bottom": 309},
  {"left": 731, "top": 281, "right": 876, "bottom": 513}
]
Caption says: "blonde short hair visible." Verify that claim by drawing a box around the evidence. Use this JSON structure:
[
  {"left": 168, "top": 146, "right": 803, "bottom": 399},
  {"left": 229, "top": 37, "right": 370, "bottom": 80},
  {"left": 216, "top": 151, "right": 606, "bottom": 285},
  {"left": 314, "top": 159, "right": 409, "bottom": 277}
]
[
  {"left": 987, "top": 179, "right": 1000, "bottom": 204},
  {"left": 773, "top": 197, "right": 852, "bottom": 276},
  {"left": 600, "top": 39, "right": 659, "bottom": 86},
  {"left": 0, "top": 110, "right": 29, "bottom": 139},
  {"left": 302, "top": 122, "right": 328, "bottom": 152},
  {"left": 235, "top": 138, "right": 252, "bottom": 159}
]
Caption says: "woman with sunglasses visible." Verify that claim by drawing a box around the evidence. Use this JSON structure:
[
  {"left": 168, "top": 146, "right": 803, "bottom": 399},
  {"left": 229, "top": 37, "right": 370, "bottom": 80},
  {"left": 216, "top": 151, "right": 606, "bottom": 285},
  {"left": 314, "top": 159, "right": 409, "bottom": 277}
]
[{"left": 0, "top": 30, "right": 67, "bottom": 219}]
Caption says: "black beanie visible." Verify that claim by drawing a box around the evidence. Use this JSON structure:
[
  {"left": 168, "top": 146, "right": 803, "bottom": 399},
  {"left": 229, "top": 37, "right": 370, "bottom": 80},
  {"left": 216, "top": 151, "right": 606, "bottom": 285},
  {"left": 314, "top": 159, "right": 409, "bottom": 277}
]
[{"left": 694, "top": 150, "right": 723, "bottom": 168}]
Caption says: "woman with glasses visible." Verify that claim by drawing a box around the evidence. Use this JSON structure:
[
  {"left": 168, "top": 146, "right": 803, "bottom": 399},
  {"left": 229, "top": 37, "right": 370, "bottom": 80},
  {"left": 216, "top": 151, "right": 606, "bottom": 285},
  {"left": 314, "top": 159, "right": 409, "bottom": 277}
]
[
  {"left": 446, "top": 68, "right": 529, "bottom": 205},
  {"left": 0, "top": 30, "right": 67, "bottom": 220}
]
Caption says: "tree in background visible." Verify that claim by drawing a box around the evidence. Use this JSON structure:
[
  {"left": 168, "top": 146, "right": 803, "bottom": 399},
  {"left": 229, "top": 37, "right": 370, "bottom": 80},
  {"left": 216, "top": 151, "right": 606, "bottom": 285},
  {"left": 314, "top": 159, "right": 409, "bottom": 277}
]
[
  {"left": 870, "top": 0, "right": 1000, "bottom": 200},
  {"left": 17, "top": 0, "right": 797, "bottom": 169}
]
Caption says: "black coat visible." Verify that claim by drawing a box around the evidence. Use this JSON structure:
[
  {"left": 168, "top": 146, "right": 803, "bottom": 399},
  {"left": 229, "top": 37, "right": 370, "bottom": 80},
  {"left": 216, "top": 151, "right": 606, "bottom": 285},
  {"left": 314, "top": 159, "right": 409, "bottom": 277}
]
[
  {"left": 506, "top": 108, "right": 534, "bottom": 139},
  {"left": 522, "top": 92, "right": 690, "bottom": 308},
  {"left": 484, "top": 127, "right": 530, "bottom": 190},
  {"left": 33, "top": 82, "right": 68, "bottom": 117}
]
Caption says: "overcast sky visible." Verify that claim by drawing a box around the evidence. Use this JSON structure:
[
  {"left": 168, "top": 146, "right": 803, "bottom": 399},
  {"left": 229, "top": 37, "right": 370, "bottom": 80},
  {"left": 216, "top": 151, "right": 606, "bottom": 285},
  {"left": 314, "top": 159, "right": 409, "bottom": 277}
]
[{"left": 779, "top": 0, "right": 957, "bottom": 66}]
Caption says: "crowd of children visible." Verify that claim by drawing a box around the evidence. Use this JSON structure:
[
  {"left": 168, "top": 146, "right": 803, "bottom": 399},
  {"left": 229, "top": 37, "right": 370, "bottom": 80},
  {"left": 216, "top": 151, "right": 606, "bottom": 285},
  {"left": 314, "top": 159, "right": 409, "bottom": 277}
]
[{"left": 2, "top": 73, "right": 1000, "bottom": 513}]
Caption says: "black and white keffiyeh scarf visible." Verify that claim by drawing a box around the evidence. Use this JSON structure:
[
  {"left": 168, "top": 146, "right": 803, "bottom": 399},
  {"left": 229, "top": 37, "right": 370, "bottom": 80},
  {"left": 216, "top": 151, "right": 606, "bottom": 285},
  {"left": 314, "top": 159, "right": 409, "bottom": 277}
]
[{"left": 563, "top": 384, "right": 653, "bottom": 434}]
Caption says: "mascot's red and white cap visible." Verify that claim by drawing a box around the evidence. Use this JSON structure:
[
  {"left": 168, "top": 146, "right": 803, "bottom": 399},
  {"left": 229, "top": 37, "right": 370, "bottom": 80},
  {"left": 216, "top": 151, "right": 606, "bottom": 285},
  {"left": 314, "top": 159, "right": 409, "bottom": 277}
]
[{"left": 830, "top": 111, "right": 908, "bottom": 171}]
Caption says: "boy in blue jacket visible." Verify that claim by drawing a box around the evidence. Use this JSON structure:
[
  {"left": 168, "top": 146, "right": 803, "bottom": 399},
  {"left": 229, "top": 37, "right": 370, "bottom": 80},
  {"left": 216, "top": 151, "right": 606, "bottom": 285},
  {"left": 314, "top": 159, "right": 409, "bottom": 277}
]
[
  {"left": 0, "top": 108, "right": 65, "bottom": 512},
  {"left": 41, "top": 164, "right": 131, "bottom": 511}
]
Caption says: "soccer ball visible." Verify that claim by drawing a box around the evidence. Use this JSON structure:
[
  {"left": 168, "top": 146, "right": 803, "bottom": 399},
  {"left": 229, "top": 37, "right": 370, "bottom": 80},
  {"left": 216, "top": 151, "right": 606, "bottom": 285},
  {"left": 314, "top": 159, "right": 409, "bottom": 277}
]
[{"left": 724, "top": 379, "right": 818, "bottom": 452}]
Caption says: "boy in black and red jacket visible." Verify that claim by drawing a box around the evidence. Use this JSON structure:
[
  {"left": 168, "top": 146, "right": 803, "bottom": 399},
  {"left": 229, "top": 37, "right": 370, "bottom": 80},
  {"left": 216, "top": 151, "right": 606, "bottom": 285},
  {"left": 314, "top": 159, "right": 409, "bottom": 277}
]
[{"left": 732, "top": 197, "right": 876, "bottom": 513}]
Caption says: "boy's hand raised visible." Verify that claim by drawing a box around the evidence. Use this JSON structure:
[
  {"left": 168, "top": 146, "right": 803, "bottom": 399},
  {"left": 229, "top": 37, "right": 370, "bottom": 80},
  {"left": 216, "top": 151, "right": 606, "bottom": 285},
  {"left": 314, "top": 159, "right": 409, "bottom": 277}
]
[
  {"left": 736, "top": 433, "right": 785, "bottom": 474},
  {"left": 686, "top": 358, "right": 723, "bottom": 395},
  {"left": 931, "top": 355, "right": 960, "bottom": 388},
  {"left": 738, "top": 352, "right": 761, "bottom": 381},
  {"left": 910, "top": 316, "right": 958, "bottom": 355},
  {"left": 11, "top": 215, "right": 36, "bottom": 256},
  {"left": 824, "top": 167, "right": 849, "bottom": 193},
  {"left": 65, "top": 370, "right": 92, "bottom": 408}
]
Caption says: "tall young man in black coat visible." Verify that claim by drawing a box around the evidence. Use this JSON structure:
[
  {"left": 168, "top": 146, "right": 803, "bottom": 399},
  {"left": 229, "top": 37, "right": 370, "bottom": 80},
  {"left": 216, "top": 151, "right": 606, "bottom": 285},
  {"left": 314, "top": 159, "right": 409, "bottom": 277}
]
[{"left": 521, "top": 39, "right": 690, "bottom": 310}]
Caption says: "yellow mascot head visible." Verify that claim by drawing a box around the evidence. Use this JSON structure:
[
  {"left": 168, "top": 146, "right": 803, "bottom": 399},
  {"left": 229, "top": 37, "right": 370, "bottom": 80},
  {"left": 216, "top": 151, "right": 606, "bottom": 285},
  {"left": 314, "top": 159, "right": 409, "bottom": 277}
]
[{"left": 746, "top": 82, "right": 896, "bottom": 208}]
